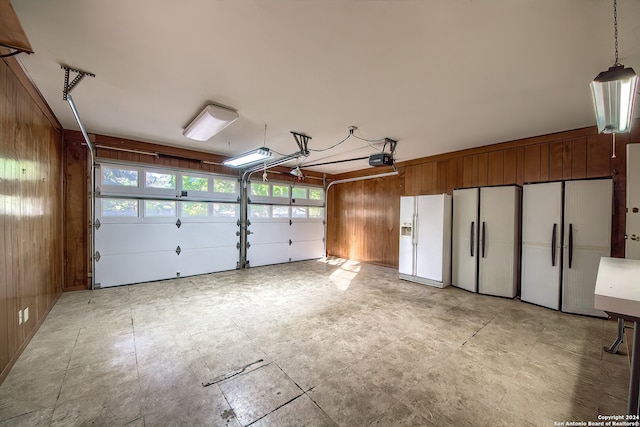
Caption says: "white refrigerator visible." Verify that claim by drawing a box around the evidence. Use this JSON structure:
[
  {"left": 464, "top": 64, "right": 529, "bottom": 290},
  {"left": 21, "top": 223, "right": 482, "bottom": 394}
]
[
  {"left": 399, "top": 194, "right": 452, "bottom": 288},
  {"left": 452, "top": 186, "right": 521, "bottom": 298},
  {"left": 521, "top": 179, "right": 612, "bottom": 317}
]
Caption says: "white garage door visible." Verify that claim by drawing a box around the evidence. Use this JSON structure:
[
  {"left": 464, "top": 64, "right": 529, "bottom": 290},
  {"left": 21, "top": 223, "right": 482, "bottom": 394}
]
[
  {"left": 94, "top": 163, "right": 240, "bottom": 288},
  {"left": 247, "top": 181, "right": 324, "bottom": 267}
]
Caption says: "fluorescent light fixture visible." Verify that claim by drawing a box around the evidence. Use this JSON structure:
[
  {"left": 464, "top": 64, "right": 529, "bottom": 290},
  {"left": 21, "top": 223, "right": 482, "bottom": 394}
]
[
  {"left": 590, "top": 0, "right": 638, "bottom": 134},
  {"left": 223, "top": 147, "right": 273, "bottom": 167},
  {"left": 590, "top": 65, "right": 639, "bottom": 133},
  {"left": 183, "top": 104, "right": 238, "bottom": 141}
]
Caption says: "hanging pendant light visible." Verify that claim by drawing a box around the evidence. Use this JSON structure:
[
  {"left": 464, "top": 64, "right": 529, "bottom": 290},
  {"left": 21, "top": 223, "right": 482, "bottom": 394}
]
[{"left": 590, "top": 0, "right": 638, "bottom": 134}]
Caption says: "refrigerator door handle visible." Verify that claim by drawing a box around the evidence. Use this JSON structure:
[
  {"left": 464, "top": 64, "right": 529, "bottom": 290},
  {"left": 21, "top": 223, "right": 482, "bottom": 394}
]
[
  {"left": 412, "top": 215, "right": 417, "bottom": 246},
  {"left": 568, "top": 223, "right": 573, "bottom": 269},
  {"left": 470, "top": 221, "right": 475, "bottom": 257},
  {"left": 481, "top": 221, "right": 486, "bottom": 258},
  {"left": 551, "top": 223, "right": 557, "bottom": 267}
]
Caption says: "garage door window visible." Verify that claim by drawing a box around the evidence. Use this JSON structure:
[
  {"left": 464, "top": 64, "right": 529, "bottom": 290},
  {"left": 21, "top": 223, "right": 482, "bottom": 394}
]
[
  {"left": 214, "top": 203, "right": 238, "bottom": 218},
  {"left": 144, "top": 200, "right": 176, "bottom": 217},
  {"left": 272, "top": 185, "right": 289, "bottom": 198},
  {"left": 145, "top": 171, "right": 176, "bottom": 189},
  {"left": 102, "top": 167, "right": 138, "bottom": 187},
  {"left": 102, "top": 199, "right": 138, "bottom": 217},
  {"left": 309, "top": 207, "right": 324, "bottom": 218},
  {"left": 292, "top": 206, "right": 307, "bottom": 218},
  {"left": 182, "top": 175, "right": 208, "bottom": 192},
  {"left": 182, "top": 201, "right": 209, "bottom": 217},
  {"left": 214, "top": 178, "right": 237, "bottom": 195},
  {"left": 273, "top": 206, "right": 289, "bottom": 218},
  {"left": 250, "top": 204, "right": 270, "bottom": 218}
]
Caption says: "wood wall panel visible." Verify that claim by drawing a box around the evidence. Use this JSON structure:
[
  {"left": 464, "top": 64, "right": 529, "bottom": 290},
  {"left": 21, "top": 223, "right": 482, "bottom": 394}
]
[
  {"left": 503, "top": 148, "right": 517, "bottom": 184},
  {"left": 562, "top": 140, "right": 572, "bottom": 180},
  {"left": 549, "top": 140, "right": 564, "bottom": 181},
  {"left": 587, "top": 134, "right": 612, "bottom": 177},
  {"left": 540, "top": 143, "right": 550, "bottom": 181},
  {"left": 403, "top": 164, "right": 419, "bottom": 196},
  {"left": 0, "top": 60, "right": 8, "bottom": 372},
  {"left": 63, "top": 133, "right": 89, "bottom": 290},
  {"left": 462, "top": 155, "right": 477, "bottom": 188},
  {"left": 477, "top": 153, "right": 488, "bottom": 187},
  {"left": 421, "top": 162, "right": 436, "bottom": 194},
  {"left": 487, "top": 151, "right": 503, "bottom": 186},
  {"left": 571, "top": 137, "right": 587, "bottom": 179},
  {"left": 1, "top": 58, "right": 63, "bottom": 384},
  {"left": 326, "top": 174, "right": 400, "bottom": 266},
  {"left": 516, "top": 146, "right": 525, "bottom": 185},
  {"left": 327, "top": 122, "right": 634, "bottom": 267},
  {"left": 523, "top": 144, "right": 541, "bottom": 183}
]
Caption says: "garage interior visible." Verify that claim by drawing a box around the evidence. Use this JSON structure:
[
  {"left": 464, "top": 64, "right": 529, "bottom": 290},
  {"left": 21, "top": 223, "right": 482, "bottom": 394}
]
[{"left": 1, "top": 0, "right": 640, "bottom": 426}]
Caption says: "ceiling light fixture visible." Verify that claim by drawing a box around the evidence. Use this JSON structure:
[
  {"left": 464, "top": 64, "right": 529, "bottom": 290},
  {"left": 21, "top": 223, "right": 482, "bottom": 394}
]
[
  {"left": 590, "top": 0, "right": 638, "bottom": 135},
  {"left": 183, "top": 104, "right": 239, "bottom": 141},
  {"left": 290, "top": 166, "right": 304, "bottom": 178},
  {"left": 223, "top": 147, "right": 273, "bottom": 168}
]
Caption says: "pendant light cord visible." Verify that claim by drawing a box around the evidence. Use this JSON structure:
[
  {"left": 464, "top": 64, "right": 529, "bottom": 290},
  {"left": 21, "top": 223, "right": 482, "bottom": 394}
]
[{"left": 614, "top": 0, "right": 620, "bottom": 66}]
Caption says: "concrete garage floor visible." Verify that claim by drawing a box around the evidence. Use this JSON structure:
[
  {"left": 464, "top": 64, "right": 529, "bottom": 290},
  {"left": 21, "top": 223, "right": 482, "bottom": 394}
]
[{"left": 0, "top": 258, "right": 630, "bottom": 426}]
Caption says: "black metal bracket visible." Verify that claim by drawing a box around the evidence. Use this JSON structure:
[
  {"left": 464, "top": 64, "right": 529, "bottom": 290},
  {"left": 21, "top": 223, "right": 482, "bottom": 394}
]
[
  {"left": 291, "top": 132, "right": 311, "bottom": 156},
  {"left": 61, "top": 65, "right": 95, "bottom": 101},
  {"left": 383, "top": 138, "right": 398, "bottom": 155}
]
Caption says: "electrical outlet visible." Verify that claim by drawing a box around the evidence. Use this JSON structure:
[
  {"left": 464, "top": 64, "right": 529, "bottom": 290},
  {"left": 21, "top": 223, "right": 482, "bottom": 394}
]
[
  {"left": 24, "top": 307, "right": 29, "bottom": 323},
  {"left": 18, "top": 310, "right": 23, "bottom": 325}
]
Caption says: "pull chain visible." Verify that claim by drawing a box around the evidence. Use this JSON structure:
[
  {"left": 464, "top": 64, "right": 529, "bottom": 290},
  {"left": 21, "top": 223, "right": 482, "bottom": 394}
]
[
  {"left": 612, "top": 133, "right": 617, "bottom": 159},
  {"left": 614, "top": 0, "right": 620, "bottom": 66}
]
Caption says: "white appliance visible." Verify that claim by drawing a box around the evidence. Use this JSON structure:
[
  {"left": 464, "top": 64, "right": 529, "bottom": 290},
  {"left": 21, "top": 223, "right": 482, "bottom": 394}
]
[
  {"left": 452, "top": 186, "right": 521, "bottom": 298},
  {"left": 399, "top": 194, "right": 452, "bottom": 288},
  {"left": 521, "top": 179, "right": 612, "bottom": 317}
]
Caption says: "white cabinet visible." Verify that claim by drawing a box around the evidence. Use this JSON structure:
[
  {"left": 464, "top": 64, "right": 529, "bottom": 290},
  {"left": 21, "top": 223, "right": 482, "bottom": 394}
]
[
  {"left": 452, "top": 188, "right": 479, "bottom": 292},
  {"left": 521, "top": 182, "right": 563, "bottom": 309},
  {"left": 521, "top": 179, "right": 612, "bottom": 317},
  {"left": 561, "top": 179, "right": 612, "bottom": 317},
  {"left": 452, "top": 186, "right": 521, "bottom": 298},
  {"left": 478, "top": 186, "right": 521, "bottom": 298},
  {"left": 399, "top": 194, "right": 452, "bottom": 288}
]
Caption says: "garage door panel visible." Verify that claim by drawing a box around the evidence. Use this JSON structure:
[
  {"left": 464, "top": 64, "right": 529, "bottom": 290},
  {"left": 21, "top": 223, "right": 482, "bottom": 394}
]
[
  {"left": 96, "top": 224, "right": 179, "bottom": 254},
  {"left": 290, "top": 240, "right": 324, "bottom": 262},
  {"left": 248, "top": 222, "right": 290, "bottom": 244},
  {"left": 291, "top": 222, "right": 323, "bottom": 242},
  {"left": 179, "top": 223, "right": 239, "bottom": 248},
  {"left": 178, "top": 247, "right": 238, "bottom": 276},
  {"left": 247, "top": 242, "right": 290, "bottom": 267},
  {"left": 95, "top": 251, "right": 178, "bottom": 288}
]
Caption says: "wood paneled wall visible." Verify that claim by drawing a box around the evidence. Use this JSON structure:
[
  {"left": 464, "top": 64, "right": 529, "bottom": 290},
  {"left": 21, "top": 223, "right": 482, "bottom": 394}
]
[
  {"left": 0, "top": 56, "right": 64, "bottom": 383},
  {"left": 327, "top": 125, "right": 638, "bottom": 268}
]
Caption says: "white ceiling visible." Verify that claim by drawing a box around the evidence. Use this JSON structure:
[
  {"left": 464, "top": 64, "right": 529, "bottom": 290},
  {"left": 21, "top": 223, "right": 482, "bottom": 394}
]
[{"left": 11, "top": 0, "right": 640, "bottom": 174}]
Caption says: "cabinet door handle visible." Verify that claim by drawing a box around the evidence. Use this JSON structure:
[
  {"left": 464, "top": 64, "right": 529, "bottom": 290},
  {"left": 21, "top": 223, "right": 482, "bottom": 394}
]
[
  {"left": 470, "top": 221, "right": 475, "bottom": 257},
  {"left": 568, "top": 223, "right": 573, "bottom": 269},
  {"left": 481, "top": 222, "right": 486, "bottom": 258},
  {"left": 551, "top": 223, "right": 557, "bottom": 267}
]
